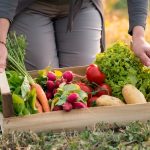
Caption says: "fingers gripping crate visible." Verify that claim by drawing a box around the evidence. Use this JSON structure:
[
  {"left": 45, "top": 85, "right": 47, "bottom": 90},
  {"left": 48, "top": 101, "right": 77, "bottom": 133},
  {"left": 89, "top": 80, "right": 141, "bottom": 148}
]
[{"left": 1, "top": 66, "right": 150, "bottom": 133}]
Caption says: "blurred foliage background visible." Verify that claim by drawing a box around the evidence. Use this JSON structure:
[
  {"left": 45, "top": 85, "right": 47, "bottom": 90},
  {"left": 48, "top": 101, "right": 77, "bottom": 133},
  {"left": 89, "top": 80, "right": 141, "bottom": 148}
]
[{"left": 104, "top": 0, "right": 150, "bottom": 47}]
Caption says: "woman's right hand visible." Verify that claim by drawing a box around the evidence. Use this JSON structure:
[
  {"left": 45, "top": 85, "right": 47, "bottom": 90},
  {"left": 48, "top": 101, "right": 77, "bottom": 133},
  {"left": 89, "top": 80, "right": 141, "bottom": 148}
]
[
  {"left": 0, "top": 43, "right": 7, "bottom": 72},
  {"left": 0, "top": 18, "right": 10, "bottom": 73}
]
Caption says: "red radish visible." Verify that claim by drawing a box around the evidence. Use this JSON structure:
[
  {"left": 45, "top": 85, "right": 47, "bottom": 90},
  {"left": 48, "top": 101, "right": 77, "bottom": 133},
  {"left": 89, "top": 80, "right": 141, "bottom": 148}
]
[
  {"left": 46, "top": 92, "right": 53, "bottom": 100},
  {"left": 55, "top": 79, "right": 63, "bottom": 88},
  {"left": 86, "top": 64, "right": 106, "bottom": 84},
  {"left": 95, "top": 83, "right": 112, "bottom": 97},
  {"left": 63, "top": 102, "right": 73, "bottom": 112},
  {"left": 77, "top": 82, "right": 92, "bottom": 98},
  {"left": 47, "top": 72, "right": 56, "bottom": 81},
  {"left": 63, "top": 71, "right": 73, "bottom": 82},
  {"left": 53, "top": 88, "right": 58, "bottom": 95},
  {"left": 47, "top": 80, "right": 55, "bottom": 91},
  {"left": 67, "top": 93, "right": 79, "bottom": 104},
  {"left": 53, "top": 105, "right": 63, "bottom": 111},
  {"left": 73, "top": 102, "right": 87, "bottom": 109},
  {"left": 87, "top": 96, "right": 98, "bottom": 107}
]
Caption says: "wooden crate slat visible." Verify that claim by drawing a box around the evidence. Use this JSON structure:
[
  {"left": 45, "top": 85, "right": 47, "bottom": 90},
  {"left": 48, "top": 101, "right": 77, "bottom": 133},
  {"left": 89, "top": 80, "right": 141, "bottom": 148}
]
[
  {"left": 0, "top": 71, "right": 14, "bottom": 118},
  {"left": 0, "top": 71, "right": 10, "bottom": 94},
  {"left": 0, "top": 113, "right": 3, "bottom": 130},
  {"left": 29, "top": 65, "right": 87, "bottom": 78},
  {"left": 3, "top": 103, "right": 150, "bottom": 132}
]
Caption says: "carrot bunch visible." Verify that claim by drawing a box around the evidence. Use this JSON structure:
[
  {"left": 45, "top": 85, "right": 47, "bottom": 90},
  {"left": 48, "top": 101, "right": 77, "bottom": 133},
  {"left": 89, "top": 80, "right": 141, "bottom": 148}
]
[{"left": 32, "top": 83, "right": 50, "bottom": 112}]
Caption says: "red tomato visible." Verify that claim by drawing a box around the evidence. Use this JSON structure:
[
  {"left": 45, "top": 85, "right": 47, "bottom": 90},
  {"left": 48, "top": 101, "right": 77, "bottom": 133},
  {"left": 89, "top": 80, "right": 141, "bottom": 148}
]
[
  {"left": 95, "top": 83, "right": 112, "bottom": 97},
  {"left": 87, "top": 96, "right": 98, "bottom": 107},
  {"left": 77, "top": 82, "right": 92, "bottom": 98},
  {"left": 86, "top": 64, "right": 106, "bottom": 84}
]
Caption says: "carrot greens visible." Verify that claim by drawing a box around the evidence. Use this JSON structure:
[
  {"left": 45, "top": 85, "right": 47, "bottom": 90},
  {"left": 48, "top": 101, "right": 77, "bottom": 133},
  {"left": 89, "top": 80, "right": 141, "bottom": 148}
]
[
  {"left": 5, "top": 33, "right": 38, "bottom": 115},
  {"left": 6, "top": 33, "right": 50, "bottom": 115},
  {"left": 7, "top": 33, "right": 34, "bottom": 84}
]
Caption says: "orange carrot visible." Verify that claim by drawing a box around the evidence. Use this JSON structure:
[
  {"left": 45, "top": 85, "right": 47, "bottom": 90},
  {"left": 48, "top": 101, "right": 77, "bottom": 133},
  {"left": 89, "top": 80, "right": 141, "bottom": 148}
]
[
  {"left": 35, "top": 99, "right": 43, "bottom": 113},
  {"left": 32, "top": 83, "right": 50, "bottom": 112}
]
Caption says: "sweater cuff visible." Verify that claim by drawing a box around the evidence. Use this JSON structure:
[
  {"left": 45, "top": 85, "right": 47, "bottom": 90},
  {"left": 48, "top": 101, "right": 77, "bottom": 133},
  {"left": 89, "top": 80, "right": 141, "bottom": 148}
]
[
  {"left": 0, "top": 1, "right": 18, "bottom": 23},
  {"left": 128, "top": 23, "right": 146, "bottom": 36}
]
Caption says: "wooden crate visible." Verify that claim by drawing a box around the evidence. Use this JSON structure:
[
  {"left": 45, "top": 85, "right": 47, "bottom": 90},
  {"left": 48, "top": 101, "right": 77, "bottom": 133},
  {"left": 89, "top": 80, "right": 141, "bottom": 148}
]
[{"left": 1, "top": 66, "right": 150, "bottom": 133}]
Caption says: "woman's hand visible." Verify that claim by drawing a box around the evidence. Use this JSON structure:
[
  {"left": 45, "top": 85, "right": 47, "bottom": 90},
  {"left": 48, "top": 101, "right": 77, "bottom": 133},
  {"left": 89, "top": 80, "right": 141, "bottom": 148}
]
[
  {"left": 132, "top": 26, "right": 150, "bottom": 66},
  {"left": 132, "top": 37, "right": 150, "bottom": 66},
  {"left": 0, "top": 43, "right": 7, "bottom": 72},
  {"left": 0, "top": 18, "right": 10, "bottom": 72}
]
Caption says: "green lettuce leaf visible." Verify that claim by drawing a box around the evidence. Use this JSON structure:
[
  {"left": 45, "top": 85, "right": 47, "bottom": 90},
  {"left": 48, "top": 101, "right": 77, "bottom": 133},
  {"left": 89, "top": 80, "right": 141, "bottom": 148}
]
[
  {"left": 6, "top": 71, "right": 24, "bottom": 95},
  {"left": 25, "top": 88, "right": 38, "bottom": 114},
  {"left": 78, "top": 90, "right": 88, "bottom": 103},
  {"left": 12, "top": 93, "right": 26, "bottom": 116},
  {"left": 21, "top": 76, "right": 30, "bottom": 99},
  {"left": 63, "top": 84, "right": 80, "bottom": 92}
]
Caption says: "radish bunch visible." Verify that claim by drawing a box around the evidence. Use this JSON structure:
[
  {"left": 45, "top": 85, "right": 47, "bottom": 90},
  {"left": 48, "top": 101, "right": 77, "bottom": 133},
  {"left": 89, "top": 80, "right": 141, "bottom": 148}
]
[
  {"left": 44, "top": 70, "right": 88, "bottom": 112},
  {"left": 46, "top": 71, "right": 74, "bottom": 100},
  {"left": 46, "top": 72, "right": 62, "bottom": 100},
  {"left": 62, "top": 93, "right": 87, "bottom": 112}
]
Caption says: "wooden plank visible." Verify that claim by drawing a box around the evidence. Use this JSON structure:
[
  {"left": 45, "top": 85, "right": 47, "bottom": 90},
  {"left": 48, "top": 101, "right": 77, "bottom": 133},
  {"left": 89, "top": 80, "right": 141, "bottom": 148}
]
[
  {"left": 0, "top": 113, "right": 4, "bottom": 133},
  {"left": 0, "top": 71, "right": 10, "bottom": 94},
  {"left": 2, "top": 94, "right": 15, "bottom": 118},
  {"left": 0, "top": 113, "right": 3, "bottom": 130},
  {"left": 3, "top": 103, "right": 150, "bottom": 133},
  {"left": 30, "top": 65, "right": 88, "bottom": 78},
  {"left": 0, "top": 71, "right": 14, "bottom": 118}
]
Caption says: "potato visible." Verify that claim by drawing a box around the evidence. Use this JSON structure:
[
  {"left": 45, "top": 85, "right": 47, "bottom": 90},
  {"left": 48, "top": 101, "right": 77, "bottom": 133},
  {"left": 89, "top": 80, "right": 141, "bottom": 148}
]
[
  {"left": 122, "top": 84, "right": 147, "bottom": 104},
  {"left": 96, "top": 95, "right": 125, "bottom": 106}
]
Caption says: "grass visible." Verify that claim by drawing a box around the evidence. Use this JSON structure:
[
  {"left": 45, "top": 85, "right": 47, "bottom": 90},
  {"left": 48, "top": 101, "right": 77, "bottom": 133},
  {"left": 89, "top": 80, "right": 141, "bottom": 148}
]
[{"left": 1, "top": 121, "right": 150, "bottom": 149}]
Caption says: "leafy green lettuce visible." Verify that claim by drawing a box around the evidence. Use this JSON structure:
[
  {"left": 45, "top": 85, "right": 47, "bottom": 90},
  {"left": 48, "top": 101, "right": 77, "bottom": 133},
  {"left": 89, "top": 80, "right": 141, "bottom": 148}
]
[{"left": 6, "top": 71, "right": 37, "bottom": 116}]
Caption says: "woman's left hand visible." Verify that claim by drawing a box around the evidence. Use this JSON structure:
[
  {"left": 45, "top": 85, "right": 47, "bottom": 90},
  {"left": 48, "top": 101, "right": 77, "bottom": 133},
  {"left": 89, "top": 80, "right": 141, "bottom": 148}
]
[
  {"left": 132, "top": 37, "right": 150, "bottom": 66},
  {"left": 132, "top": 26, "right": 150, "bottom": 67}
]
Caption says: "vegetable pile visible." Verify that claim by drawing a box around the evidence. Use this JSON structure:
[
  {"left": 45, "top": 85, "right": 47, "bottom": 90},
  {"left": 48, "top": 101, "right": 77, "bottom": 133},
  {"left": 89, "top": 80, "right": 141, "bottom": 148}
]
[
  {"left": 35, "top": 64, "right": 112, "bottom": 112},
  {"left": 0, "top": 35, "right": 149, "bottom": 116}
]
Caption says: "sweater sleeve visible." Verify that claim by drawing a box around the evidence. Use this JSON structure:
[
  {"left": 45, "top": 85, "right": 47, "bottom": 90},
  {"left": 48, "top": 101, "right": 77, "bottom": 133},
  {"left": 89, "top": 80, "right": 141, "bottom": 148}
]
[
  {"left": 127, "top": 0, "right": 148, "bottom": 35},
  {"left": 0, "top": 0, "right": 19, "bottom": 22}
]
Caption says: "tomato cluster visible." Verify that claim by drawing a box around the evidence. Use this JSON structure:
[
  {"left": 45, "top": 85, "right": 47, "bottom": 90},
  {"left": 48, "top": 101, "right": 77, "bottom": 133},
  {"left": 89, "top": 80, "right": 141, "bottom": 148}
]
[{"left": 76, "top": 64, "right": 112, "bottom": 107}]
